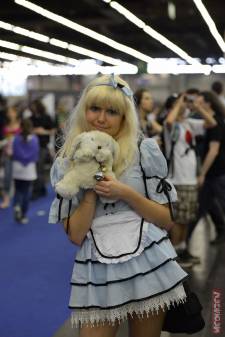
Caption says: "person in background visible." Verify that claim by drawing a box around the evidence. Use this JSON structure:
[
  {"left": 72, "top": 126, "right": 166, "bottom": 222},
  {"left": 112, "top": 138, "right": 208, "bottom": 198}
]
[
  {"left": 211, "top": 81, "right": 225, "bottom": 107},
  {"left": 165, "top": 93, "right": 217, "bottom": 267},
  {"left": 12, "top": 119, "right": 39, "bottom": 224},
  {"left": 29, "top": 99, "right": 56, "bottom": 199},
  {"left": 0, "top": 94, "right": 7, "bottom": 141},
  {"left": 54, "top": 101, "right": 69, "bottom": 152},
  {"left": 134, "top": 88, "right": 162, "bottom": 139},
  {"left": 188, "top": 91, "right": 225, "bottom": 245},
  {"left": 0, "top": 105, "right": 21, "bottom": 208},
  {"left": 49, "top": 75, "right": 187, "bottom": 337},
  {"left": 157, "top": 93, "right": 179, "bottom": 154}
]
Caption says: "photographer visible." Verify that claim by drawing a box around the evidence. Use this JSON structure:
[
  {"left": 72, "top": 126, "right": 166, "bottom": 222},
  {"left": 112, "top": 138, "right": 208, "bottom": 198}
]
[{"left": 164, "top": 93, "right": 217, "bottom": 267}]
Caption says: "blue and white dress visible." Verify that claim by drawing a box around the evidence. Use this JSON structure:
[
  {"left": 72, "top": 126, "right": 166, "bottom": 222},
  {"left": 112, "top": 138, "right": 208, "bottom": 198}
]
[{"left": 49, "top": 138, "right": 188, "bottom": 327}]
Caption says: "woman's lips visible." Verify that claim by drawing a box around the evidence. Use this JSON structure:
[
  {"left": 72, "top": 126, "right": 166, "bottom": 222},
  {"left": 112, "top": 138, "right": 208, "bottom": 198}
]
[{"left": 95, "top": 126, "right": 107, "bottom": 130}]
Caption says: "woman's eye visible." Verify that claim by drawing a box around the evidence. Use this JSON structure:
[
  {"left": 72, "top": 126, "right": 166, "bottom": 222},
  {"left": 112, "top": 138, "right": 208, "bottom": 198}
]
[
  {"left": 90, "top": 106, "right": 100, "bottom": 112},
  {"left": 106, "top": 109, "right": 119, "bottom": 115}
]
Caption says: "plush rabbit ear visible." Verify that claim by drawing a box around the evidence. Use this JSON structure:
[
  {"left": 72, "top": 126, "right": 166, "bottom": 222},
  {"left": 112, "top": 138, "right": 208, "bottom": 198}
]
[
  {"left": 112, "top": 139, "right": 120, "bottom": 164},
  {"left": 70, "top": 132, "right": 86, "bottom": 158}
]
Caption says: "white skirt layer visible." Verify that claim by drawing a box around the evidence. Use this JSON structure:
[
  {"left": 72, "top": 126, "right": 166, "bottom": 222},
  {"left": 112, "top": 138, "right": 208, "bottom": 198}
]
[{"left": 71, "top": 283, "right": 186, "bottom": 328}]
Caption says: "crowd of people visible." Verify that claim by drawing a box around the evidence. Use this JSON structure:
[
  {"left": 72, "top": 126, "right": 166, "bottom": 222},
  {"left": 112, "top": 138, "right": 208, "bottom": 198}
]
[
  {"left": 135, "top": 81, "right": 225, "bottom": 267},
  {"left": 0, "top": 77, "right": 225, "bottom": 335},
  {"left": 0, "top": 98, "right": 57, "bottom": 222}
]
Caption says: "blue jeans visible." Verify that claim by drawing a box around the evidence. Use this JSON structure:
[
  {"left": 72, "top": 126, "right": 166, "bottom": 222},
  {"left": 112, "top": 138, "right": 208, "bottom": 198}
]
[
  {"left": 14, "top": 180, "right": 32, "bottom": 216},
  {"left": 3, "top": 156, "right": 13, "bottom": 193}
]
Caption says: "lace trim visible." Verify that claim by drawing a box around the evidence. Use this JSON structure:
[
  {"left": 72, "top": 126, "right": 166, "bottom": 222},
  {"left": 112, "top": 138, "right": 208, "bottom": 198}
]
[{"left": 71, "top": 283, "right": 186, "bottom": 328}]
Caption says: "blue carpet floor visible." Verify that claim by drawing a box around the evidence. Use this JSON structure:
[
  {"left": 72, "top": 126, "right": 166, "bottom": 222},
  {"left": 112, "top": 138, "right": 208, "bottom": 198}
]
[{"left": 0, "top": 187, "right": 78, "bottom": 337}]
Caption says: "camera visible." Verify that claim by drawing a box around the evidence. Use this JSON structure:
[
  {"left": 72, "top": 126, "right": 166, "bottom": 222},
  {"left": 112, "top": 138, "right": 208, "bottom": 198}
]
[{"left": 184, "top": 95, "right": 195, "bottom": 103}]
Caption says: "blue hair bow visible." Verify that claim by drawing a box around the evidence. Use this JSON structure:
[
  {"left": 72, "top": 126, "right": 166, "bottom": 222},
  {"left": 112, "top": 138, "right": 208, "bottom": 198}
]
[{"left": 95, "top": 74, "right": 133, "bottom": 97}]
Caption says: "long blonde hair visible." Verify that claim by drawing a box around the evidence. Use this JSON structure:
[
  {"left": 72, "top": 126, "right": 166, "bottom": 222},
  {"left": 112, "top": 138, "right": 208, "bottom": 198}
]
[{"left": 59, "top": 75, "right": 140, "bottom": 176}]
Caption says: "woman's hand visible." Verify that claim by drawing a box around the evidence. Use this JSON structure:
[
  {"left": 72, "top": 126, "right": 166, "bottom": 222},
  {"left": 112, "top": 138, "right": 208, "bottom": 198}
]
[{"left": 94, "top": 175, "right": 128, "bottom": 200}]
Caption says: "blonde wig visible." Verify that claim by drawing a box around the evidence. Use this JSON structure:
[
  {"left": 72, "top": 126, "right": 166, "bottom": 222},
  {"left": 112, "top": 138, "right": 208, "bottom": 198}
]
[{"left": 59, "top": 75, "right": 140, "bottom": 176}]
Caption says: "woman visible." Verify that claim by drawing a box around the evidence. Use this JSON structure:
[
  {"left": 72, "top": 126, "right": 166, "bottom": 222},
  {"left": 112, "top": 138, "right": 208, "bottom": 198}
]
[
  {"left": 0, "top": 105, "right": 21, "bottom": 208},
  {"left": 134, "top": 88, "right": 162, "bottom": 138},
  {"left": 12, "top": 119, "right": 39, "bottom": 224},
  {"left": 49, "top": 75, "right": 187, "bottom": 337}
]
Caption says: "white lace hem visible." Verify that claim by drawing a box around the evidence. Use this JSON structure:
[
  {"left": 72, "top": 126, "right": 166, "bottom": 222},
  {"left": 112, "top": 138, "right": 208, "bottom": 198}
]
[{"left": 71, "top": 283, "right": 186, "bottom": 328}]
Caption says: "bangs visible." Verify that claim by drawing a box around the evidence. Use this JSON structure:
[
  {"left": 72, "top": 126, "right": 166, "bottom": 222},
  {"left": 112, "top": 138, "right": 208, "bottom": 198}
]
[{"left": 85, "top": 85, "right": 128, "bottom": 115}]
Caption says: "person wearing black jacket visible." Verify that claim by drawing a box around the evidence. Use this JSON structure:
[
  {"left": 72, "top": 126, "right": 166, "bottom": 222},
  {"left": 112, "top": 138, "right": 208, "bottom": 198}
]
[
  {"left": 188, "top": 91, "right": 225, "bottom": 244},
  {"left": 29, "top": 99, "right": 56, "bottom": 199}
]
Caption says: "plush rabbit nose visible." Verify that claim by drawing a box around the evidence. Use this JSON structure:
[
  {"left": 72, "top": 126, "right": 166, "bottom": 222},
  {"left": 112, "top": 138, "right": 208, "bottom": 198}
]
[{"left": 98, "top": 146, "right": 102, "bottom": 149}]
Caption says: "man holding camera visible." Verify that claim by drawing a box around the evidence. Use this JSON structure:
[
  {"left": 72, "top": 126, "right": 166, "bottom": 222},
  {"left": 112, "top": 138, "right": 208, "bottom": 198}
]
[{"left": 164, "top": 93, "right": 217, "bottom": 267}]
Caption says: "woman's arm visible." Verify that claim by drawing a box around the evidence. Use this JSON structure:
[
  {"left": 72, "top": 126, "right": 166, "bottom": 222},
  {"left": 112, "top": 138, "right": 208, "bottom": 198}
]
[
  {"left": 95, "top": 176, "right": 173, "bottom": 230},
  {"left": 150, "top": 120, "right": 163, "bottom": 134},
  {"left": 193, "top": 101, "right": 217, "bottom": 128},
  {"left": 122, "top": 186, "right": 172, "bottom": 229},
  {"left": 63, "top": 190, "right": 97, "bottom": 245},
  {"left": 165, "top": 95, "right": 185, "bottom": 126}
]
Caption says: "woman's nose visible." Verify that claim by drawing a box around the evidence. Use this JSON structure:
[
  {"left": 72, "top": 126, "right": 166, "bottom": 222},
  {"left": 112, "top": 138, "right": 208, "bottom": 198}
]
[{"left": 98, "top": 110, "right": 106, "bottom": 122}]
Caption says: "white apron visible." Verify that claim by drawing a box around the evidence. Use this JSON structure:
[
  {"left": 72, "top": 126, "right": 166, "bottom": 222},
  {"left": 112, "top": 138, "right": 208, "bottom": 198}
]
[{"left": 87, "top": 210, "right": 149, "bottom": 264}]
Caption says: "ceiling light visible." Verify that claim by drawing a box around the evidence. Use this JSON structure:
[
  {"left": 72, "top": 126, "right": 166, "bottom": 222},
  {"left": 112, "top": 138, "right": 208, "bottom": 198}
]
[
  {"left": 12, "top": 26, "right": 49, "bottom": 42},
  {"left": 212, "top": 65, "right": 225, "bottom": 73},
  {"left": 147, "top": 59, "right": 211, "bottom": 74},
  {"left": 0, "top": 19, "right": 134, "bottom": 67},
  {"left": 218, "top": 57, "right": 225, "bottom": 64},
  {"left": 49, "top": 38, "right": 69, "bottom": 49},
  {"left": 108, "top": 1, "right": 199, "bottom": 65},
  {"left": 21, "top": 46, "right": 78, "bottom": 64},
  {"left": 0, "top": 39, "right": 78, "bottom": 65},
  {"left": 0, "top": 39, "right": 20, "bottom": 50},
  {"left": 0, "top": 49, "right": 138, "bottom": 74},
  {"left": 192, "top": 0, "right": 225, "bottom": 52},
  {"left": 0, "top": 52, "right": 18, "bottom": 61},
  {"left": 14, "top": 0, "right": 153, "bottom": 63},
  {"left": 168, "top": 2, "right": 176, "bottom": 20},
  {"left": 0, "top": 51, "right": 59, "bottom": 65},
  {"left": 0, "top": 21, "right": 13, "bottom": 30},
  {"left": 110, "top": 2, "right": 145, "bottom": 29}
]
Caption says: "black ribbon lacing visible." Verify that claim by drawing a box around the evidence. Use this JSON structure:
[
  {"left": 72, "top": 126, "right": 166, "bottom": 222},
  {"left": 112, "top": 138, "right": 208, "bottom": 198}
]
[
  {"left": 57, "top": 193, "right": 72, "bottom": 234},
  {"left": 150, "top": 175, "right": 175, "bottom": 222}
]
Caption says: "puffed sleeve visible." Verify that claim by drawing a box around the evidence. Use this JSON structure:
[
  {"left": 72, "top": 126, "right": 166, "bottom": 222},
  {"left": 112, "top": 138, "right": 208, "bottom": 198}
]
[
  {"left": 48, "top": 157, "right": 84, "bottom": 223},
  {"left": 139, "top": 138, "right": 177, "bottom": 206}
]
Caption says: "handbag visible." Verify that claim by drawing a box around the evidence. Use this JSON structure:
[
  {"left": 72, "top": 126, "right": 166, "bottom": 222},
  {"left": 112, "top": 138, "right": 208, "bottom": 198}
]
[{"left": 162, "top": 281, "right": 205, "bottom": 334}]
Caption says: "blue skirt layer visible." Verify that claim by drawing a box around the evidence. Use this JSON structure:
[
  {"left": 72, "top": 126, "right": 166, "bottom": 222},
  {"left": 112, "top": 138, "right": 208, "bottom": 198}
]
[{"left": 69, "top": 227, "right": 188, "bottom": 309}]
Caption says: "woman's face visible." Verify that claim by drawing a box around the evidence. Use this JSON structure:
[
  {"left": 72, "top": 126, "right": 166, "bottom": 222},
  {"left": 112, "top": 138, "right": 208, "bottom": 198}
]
[
  {"left": 85, "top": 104, "right": 124, "bottom": 138},
  {"left": 7, "top": 107, "right": 18, "bottom": 121},
  {"left": 140, "top": 91, "right": 153, "bottom": 112}
]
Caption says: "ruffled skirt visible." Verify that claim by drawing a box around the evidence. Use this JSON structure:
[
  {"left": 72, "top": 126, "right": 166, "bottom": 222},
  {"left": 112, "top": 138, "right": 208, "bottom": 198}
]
[{"left": 69, "top": 222, "right": 188, "bottom": 327}]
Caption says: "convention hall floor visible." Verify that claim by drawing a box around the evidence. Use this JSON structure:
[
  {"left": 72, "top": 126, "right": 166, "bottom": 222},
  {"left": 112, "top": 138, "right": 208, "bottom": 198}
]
[{"left": 53, "top": 217, "right": 224, "bottom": 337}]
